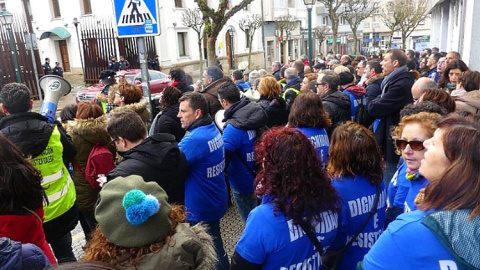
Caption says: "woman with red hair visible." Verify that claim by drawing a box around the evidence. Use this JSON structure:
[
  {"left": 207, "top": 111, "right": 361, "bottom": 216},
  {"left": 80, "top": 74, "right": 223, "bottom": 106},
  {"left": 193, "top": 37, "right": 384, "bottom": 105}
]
[{"left": 231, "top": 127, "right": 340, "bottom": 269}]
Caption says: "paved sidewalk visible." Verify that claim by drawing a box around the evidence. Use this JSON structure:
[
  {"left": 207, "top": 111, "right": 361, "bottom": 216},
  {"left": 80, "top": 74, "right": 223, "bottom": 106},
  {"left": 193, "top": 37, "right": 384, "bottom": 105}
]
[
  {"left": 72, "top": 205, "right": 245, "bottom": 260},
  {"left": 32, "top": 73, "right": 86, "bottom": 113}
]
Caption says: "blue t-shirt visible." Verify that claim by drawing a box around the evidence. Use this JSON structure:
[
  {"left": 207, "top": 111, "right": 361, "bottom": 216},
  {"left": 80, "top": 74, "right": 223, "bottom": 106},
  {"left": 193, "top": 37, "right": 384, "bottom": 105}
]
[
  {"left": 295, "top": 127, "right": 329, "bottom": 168},
  {"left": 387, "top": 163, "right": 408, "bottom": 209},
  {"left": 330, "top": 176, "right": 387, "bottom": 269},
  {"left": 361, "top": 210, "right": 457, "bottom": 270},
  {"left": 404, "top": 176, "right": 429, "bottom": 213},
  {"left": 235, "top": 201, "right": 338, "bottom": 270},
  {"left": 179, "top": 122, "right": 228, "bottom": 222},
  {"left": 223, "top": 125, "right": 255, "bottom": 194}
]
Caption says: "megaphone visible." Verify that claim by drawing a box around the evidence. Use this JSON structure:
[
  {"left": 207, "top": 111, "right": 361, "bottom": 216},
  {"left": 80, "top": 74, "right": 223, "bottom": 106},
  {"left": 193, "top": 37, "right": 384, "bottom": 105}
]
[
  {"left": 39, "top": 75, "right": 71, "bottom": 123},
  {"left": 214, "top": 109, "right": 225, "bottom": 132}
]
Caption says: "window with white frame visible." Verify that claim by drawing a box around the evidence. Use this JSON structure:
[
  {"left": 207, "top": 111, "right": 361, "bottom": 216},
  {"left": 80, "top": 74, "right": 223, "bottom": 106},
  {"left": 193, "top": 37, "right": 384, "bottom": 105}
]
[
  {"left": 322, "top": 16, "right": 329, "bottom": 25},
  {"left": 52, "top": 0, "right": 61, "bottom": 18},
  {"left": 177, "top": 32, "right": 188, "bottom": 57},
  {"left": 340, "top": 16, "right": 346, "bottom": 25},
  {"left": 175, "top": 0, "right": 183, "bottom": 8},
  {"left": 373, "top": 21, "right": 381, "bottom": 28},
  {"left": 363, "top": 21, "right": 370, "bottom": 28},
  {"left": 81, "top": 0, "right": 92, "bottom": 15},
  {"left": 288, "top": 0, "right": 295, "bottom": 8}
]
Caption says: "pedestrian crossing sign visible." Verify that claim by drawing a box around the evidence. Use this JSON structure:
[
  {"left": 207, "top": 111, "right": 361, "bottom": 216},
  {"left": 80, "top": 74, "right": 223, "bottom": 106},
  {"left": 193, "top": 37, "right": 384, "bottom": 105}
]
[{"left": 113, "top": 0, "right": 160, "bottom": 37}]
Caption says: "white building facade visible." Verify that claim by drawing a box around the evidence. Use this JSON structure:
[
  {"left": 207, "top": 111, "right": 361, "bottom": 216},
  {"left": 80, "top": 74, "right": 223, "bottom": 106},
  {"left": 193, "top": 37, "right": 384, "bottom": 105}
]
[
  {"left": 2, "top": 0, "right": 265, "bottom": 77},
  {"left": 428, "top": 0, "right": 480, "bottom": 70}
]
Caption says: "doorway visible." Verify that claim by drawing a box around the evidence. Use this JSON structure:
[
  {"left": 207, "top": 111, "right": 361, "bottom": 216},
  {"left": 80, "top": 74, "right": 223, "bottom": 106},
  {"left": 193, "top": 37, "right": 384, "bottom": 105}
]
[{"left": 58, "top": 40, "right": 70, "bottom": 72}]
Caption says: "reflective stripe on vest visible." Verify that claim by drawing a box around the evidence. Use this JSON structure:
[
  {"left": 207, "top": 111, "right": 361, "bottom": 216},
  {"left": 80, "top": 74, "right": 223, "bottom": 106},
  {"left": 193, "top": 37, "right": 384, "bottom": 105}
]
[
  {"left": 282, "top": 88, "right": 300, "bottom": 100},
  {"left": 33, "top": 126, "right": 76, "bottom": 223},
  {"left": 101, "top": 101, "right": 107, "bottom": 113}
]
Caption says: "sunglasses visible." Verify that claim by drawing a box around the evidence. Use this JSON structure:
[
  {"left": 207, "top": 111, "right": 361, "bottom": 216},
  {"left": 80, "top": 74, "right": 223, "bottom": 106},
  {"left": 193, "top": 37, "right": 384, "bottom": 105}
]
[{"left": 395, "top": 139, "right": 425, "bottom": 151}]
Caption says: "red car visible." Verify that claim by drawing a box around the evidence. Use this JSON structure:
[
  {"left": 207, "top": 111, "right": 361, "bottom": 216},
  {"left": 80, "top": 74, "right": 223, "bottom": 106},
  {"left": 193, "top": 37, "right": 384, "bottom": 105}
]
[{"left": 76, "top": 69, "right": 171, "bottom": 103}]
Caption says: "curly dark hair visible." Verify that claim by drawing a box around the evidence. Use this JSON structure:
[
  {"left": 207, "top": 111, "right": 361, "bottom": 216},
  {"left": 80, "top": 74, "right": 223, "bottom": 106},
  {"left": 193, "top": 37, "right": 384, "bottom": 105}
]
[
  {"left": 328, "top": 122, "right": 384, "bottom": 185},
  {"left": 0, "top": 135, "right": 45, "bottom": 214},
  {"left": 254, "top": 127, "right": 340, "bottom": 227},
  {"left": 438, "top": 59, "right": 469, "bottom": 88},
  {"left": 288, "top": 92, "right": 332, "bottom": 129},
  {"left": 169, "top": 67, "right": 186, "bottom": 82},
  {"left": 160, "top": 86, "right": 182, "bottom": 111},
  {"left": 83, "top": 205, "right": 186, "bottom": 266}
]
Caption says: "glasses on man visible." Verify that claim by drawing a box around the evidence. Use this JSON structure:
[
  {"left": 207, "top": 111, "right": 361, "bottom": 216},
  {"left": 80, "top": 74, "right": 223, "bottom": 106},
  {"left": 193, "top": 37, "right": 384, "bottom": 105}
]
[
  {"left": 315, "top": 83, "right": 326, "bottom": 87},
  {"left": 395, "top": 139, "right": 425, "bottom": 151},
  {"left": 109, "top": 138, "right": 118, "bottom": 147}
]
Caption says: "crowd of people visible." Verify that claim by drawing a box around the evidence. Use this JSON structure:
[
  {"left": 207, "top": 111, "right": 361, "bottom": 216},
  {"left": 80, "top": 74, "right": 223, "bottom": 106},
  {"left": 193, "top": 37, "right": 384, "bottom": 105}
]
[{"left": 0, "top": 47, "right": 479, "bottom": 270}]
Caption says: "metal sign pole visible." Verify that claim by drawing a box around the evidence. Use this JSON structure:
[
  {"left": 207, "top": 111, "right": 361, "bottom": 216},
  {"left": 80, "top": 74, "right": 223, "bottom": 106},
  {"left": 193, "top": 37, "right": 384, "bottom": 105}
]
[{"left": 137, "top": 36, "right": 153, "bottom": 123}]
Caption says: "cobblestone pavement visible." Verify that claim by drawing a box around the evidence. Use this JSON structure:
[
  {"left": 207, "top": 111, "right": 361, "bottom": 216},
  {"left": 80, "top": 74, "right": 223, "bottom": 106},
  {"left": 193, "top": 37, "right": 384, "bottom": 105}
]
[{"left": 72, "top": 205, "right": 245, "bottom": 260}]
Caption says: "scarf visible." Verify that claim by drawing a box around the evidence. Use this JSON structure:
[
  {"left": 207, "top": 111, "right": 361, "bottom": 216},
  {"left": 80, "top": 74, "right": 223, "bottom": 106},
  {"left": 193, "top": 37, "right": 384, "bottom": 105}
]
[
  {"left": 405, "top": 168, "right": 421, "bottom": 181},
  {"left": 380, "top": 65, "right": 408, "bottom": 97}
]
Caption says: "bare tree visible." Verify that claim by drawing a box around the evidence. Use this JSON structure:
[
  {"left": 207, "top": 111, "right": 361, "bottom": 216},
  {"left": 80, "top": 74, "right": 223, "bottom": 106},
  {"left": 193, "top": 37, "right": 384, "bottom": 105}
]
[
  {"left": 343, "top": 0, "right": 378, "bottom": 54},
  {"left": 398, "top": 0, "right": 428, "bottom": 49},
  {"left": 314, "top": 26, "right": 330, "bottom": 55},
  {"left": 381, "top": 0, "right": 406, "bottom": 49},
  {"left": 181, "top": 8, "right": 204, "bottom": 76},
  {"left": 239, "top": 14, "right": 263, "bottom": 70},
  {"left": 195, "top": 0, "right": 254, "bottom": 67},
  {"left": 275, "top": 14, "right": 297, "bottom": 65},
  {"left": 317, "top": 0, "right": 345, "bottom": 54}
]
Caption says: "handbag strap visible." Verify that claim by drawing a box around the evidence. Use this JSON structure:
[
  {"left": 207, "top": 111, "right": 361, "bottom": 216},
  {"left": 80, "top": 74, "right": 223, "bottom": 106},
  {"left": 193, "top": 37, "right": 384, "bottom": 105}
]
[
  {"left": 298, "top": 220, "right": 324, "bottom": 254},
  {"left": 343, "top": 183, "right": 381, "bottom": 251},
  {"left": 235, "top": 150, "right": 256, "bottom": 177}
]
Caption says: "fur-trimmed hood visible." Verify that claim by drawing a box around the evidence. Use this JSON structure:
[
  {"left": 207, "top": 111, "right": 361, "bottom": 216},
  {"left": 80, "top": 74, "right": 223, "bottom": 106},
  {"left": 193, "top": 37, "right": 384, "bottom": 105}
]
[
  {"left": 118, "top": 222, "right": 218, "bottom": 270},
  {"left": 67, "top": 114, "right": 108, "bottom": 137},
  {"left": 365, "top": 73, "right": 384, "bottom": 86},
  {"left": 110, "top": 99, "right": 150, "bottom": 123}
]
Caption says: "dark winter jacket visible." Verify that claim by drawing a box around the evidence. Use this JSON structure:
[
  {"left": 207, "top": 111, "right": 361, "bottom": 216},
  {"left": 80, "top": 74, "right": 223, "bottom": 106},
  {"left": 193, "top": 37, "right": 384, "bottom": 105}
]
[
  {"left": 365, "top": 74, "right": 384, "bottom": 105},
  {"left": 0, "top": 112, "right": 79, "bottom": 243},
  {"left": 368, "top": 69, "right": 415, "bottom": 163},
  {"left": 282, "top": 77, "right": 302, "bottom": 110},
  {"left": 0, "top": 112, "right": 76, "bottom": 162},
  {"left": 150, "top": 104, "right": 185, "bottom": 142},
  {"left": 119, "top": 60, "right": 130, "bottom": 70},
  {"left": 321, "top": 90, "right": 351, "bottom": 136},
  {"left": 0, "top": 238, "right": 51, "bottom": 270},
  {"left": 257, "top": 96, "right": 288, "bottom": 128},
  {"left": 173, "top": 82, "right": 194, "bottom": 94},
  {"left": 107, "top": 133, "right": 187, "bottom": 205},
  {"left": 67, "top": 115, "right": 112, "bottom": 212},
  {"left": 223, "top": 97, "right": 267, "bottom": 130},
  {"left": 200, "top": 77, "right": 231, "bottom": 117}
]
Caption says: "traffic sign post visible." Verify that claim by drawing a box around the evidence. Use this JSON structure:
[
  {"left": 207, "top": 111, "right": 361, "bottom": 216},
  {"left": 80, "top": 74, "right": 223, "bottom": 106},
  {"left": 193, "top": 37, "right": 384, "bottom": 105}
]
[
  {"left": 113, "top": 0, "right": 160, "bottom": 123},
  {"left": 113, "top": 0, "right": 160, "bottom": 38}
]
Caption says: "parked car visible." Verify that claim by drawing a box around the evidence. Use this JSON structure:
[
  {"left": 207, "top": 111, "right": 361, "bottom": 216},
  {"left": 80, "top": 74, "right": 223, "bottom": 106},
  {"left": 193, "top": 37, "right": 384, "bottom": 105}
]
[{"left": 76, "top": 69, "right": 171, "bottom": 103}]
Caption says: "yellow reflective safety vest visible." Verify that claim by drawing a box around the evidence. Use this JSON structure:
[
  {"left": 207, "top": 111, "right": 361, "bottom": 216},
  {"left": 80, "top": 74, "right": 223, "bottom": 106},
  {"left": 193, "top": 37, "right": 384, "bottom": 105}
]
[
  {"left": 32, "top": 126, "right": 76, "bottom": 223},
  {"left": 282, "top": 87, "right": 300, "bottom": 100},
  {"left": 100, "top": 101, "right": 107, "bottom": 113}
]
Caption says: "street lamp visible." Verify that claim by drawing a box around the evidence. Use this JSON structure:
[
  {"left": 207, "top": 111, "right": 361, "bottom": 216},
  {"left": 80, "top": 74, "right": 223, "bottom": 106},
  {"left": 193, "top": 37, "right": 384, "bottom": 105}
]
[
  {"left": 0, "top": 9, "right": 21, "bottom": 83},
  {"left": 228, "top": 27, "right": 235, "bottom": 69},
  {"left": 303, "top": 0, "right": 314, "bottom": 68},
  {"left": 72, "top": 17, "right": 85, "bottom": 80}
]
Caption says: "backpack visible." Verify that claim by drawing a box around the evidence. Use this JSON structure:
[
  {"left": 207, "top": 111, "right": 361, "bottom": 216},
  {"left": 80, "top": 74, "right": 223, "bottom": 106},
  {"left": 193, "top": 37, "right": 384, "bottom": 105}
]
[
  {"left": 73, "top": 143, "right": 116, "bottom": 189},
  {"left": 354, "top": 96, "right": 373, "bottom": 127},
  {"left": 343, "top": 90, "right": 372, "bottom": 127}
]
